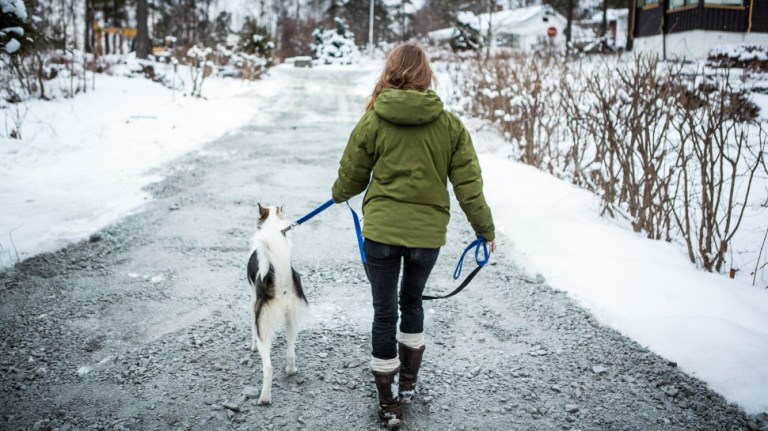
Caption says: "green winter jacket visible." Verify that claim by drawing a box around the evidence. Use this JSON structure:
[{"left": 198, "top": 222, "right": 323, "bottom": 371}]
[{"left": 331, "top": 88, "right": 495, "bottom": 248}]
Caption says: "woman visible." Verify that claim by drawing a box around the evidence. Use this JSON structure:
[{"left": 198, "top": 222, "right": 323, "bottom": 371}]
[{"left": 331, "top": 43, "right": 496, "bottom": 427}]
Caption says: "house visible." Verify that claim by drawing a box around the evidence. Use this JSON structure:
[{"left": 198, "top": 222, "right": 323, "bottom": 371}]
[
  {"left": 630, "top": 0, "right": 768, "bottom": 59},
  {"left": 428, "top": 5, "right": 592, "bottom": 51},
  {"left": 580, "top": 8, "right": 630, "bottom": 50}
]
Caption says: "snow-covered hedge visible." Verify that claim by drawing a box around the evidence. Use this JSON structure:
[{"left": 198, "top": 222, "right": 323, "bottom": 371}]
[{"left": 708, "top": 43, "right": 768, "bottom": 71}]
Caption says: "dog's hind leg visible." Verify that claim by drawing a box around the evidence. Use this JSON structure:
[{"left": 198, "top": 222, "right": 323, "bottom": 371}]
[
  {"left": 250, "top": 297, "right": 258, "bottom": 352},
  {"left": 285, "top": 309, "right": 299, "bottom": 375},
  {"left": 256, "top": 335, "right": 273, "bottom": 405}
]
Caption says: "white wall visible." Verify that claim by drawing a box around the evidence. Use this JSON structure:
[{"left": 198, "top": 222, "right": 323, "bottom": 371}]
[
  {"left": 633, "top": 31, "right": 768, "bottom": 60},
  {"left": 497, "top": 12, "right": 576, "bottom": 51}
]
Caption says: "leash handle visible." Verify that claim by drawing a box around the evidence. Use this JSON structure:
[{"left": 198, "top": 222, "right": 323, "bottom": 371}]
[
  {"left": 453, "top": 237, "right": 488, "bottom": 280},
  {"left": 424, "top": 237, "right": 490, "bottom": 301}
]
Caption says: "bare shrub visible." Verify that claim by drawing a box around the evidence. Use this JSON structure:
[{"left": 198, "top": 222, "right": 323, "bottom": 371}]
[{"left": 453, "top": 53, "right": 767, "bottom": 276}]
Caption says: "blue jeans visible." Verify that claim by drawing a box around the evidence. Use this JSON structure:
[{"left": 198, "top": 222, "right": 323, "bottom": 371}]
[{"left": 364, "top": 239, "right": 440, "bottom": 360}]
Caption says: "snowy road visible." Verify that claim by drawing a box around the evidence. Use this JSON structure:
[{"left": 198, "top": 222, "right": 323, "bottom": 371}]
[{"left": 0, "top": 67, "right": 758, "bottom": 430}]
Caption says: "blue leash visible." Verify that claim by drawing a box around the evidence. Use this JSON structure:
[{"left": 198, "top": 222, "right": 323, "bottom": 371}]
[
  {"left": 423, "top": 237, "right": 489, "bottom": 301},
  {"left": 346, "top": 202, "right": 367, "bottom": 264},
  {"left": 282, "top": 198, "right": 335, "bottom": 234},
  {"left": 285, "top": 199, "right": 488, "bottom": 299},
  {"left": 282, "top": 198, "right": 367, "bottom": 265}
]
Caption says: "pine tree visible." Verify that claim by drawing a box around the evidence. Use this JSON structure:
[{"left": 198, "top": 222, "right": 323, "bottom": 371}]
[
  {"left": 311, "top": 17, "right": 358, "bottom": 65},
  {"left": 237, "top": 17, "right": 275, "bottom": 67},
  {"left": 0, "top": 0, "right": 33, "bottom": 55}
]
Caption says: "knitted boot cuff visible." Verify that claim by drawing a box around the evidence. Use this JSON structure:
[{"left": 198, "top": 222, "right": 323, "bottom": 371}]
[
  {"left": 397, "top": 332, "right": 425, "bottom": 349},
  {"left": 370, "top": 356, "right": 400, "bottom": 373}
]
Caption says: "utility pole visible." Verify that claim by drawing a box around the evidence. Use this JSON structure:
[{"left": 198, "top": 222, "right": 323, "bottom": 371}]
[
  {"left": 565, "top": 0, "right": 574, "bottom": 57},
  {"left": 601, "top": 0, "right": 608, "bottom": 51},
  {"left": 136, "top": 0, "right": 150, "bottom": 59},
  {"left": 369, "top": 0, "right": 375, "bottom": 57}
]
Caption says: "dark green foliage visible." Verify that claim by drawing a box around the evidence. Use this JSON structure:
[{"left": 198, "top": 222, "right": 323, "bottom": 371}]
[
  {"left": 212, "top": 11, "right": 232, "bottom": 45},
  {"left": 336, "top": 0, "right": 391, "bottom": 46},
  {"left": 237, "top": 17, "right": 275, "bottom": 67},
  {"left": 0, "top": 1, "right": 34, "bottom": 56}
]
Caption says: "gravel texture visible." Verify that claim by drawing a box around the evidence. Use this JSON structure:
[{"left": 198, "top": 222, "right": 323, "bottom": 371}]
[{"left": 1, "top": 67, "right": 766, "bottom": 431}]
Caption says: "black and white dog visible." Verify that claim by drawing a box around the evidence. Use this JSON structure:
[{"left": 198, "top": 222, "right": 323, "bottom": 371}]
[{"left": 247, "top": 204, "right": 307, "bottom": 405}]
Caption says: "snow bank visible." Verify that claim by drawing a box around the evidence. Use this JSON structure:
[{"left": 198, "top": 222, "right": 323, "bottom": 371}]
[
  {"left": 0, "top": 73, "right": 279, "bottom": 266},
  {"left": 476, "top": 134, "right": 768, "bottom": 414}
]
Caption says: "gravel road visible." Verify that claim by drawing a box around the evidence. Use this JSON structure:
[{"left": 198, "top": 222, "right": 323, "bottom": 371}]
[{"left": 1, "top": 66, "right": 766, "bottom": 431}]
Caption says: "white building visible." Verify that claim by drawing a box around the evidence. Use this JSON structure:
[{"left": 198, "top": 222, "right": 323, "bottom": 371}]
[
  {"left": 630, "top": 0, "right": 768, "bottom": 60},
  {"left": 582, "top": 8, "right": 629, "bottom": 50},
  {"left": 428, "top": 5, "right": 593, "bottom": 51}
]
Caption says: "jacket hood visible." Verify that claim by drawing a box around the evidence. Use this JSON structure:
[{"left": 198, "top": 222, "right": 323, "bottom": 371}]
[{"left": 373, "top": 89, "right": 444, "bottom": 125}]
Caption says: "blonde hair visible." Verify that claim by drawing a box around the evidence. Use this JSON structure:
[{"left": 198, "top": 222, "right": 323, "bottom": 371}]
[{"left": 365, "top": 43, "right": 436, "bottom": 112}]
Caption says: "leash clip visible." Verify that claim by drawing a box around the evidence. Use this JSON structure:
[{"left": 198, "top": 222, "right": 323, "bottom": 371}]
[{"left": 280, "top": 223, "right": 298, "bottom": 235}]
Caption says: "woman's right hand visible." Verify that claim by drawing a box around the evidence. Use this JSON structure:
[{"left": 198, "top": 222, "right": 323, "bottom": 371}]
[{"left": 487, "top": 240, "right": 497, "bottom": 254}]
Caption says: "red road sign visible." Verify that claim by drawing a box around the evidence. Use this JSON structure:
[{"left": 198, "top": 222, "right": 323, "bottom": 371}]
[{"left": 547, "top": 26, "right": 557, "bottom": 38}]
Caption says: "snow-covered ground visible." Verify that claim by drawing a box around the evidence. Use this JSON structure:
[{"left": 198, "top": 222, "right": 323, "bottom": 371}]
[
  {"left": 0, "top": 70, "right": 287, "bottom": 267},
  {"left": 471, "top": 124, "right": 768, "bottom": 415},
  {"left": 1, "top": 58, "right": 767, "bottom": 416}
]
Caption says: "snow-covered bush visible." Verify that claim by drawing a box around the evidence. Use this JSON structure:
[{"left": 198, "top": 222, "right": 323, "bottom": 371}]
[
  {"left": 708, "top": 43, "right": 768, "bottom": 72},
  {"left": 311, "top": 17, "right": 359, "bottom": 65},
  {"left": 449, "top": 53, "right": 767, "bottom": 280},
  {"left": 186, "top": 45, "right": 213, "bottom": 97}
]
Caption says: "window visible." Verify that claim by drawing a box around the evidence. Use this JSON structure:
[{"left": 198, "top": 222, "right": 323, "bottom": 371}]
[
  {"left": 496, "top": 33, "right": 520, "bottom": 48},
  {"left": 637, "top": 0, "right": 660, "bottom": 6},
  {"left": 704, "top": 0, "right": 742, "bottom": 5},
  {"left": 668, "top": 0, "right": 697, "bottom": 9}
]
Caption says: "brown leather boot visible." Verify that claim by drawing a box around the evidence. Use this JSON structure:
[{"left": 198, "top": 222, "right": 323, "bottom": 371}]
[
  {"left": 372, "top": 368, "right": 402, "bottom": 428},
  {"left": 398, "top": 342, "right": 425, "bottom": 403}
]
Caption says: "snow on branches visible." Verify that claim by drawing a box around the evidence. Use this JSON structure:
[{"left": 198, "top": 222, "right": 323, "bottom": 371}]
[
  {"left": 1, "top": 0, "right": 29, "bottom": 54},
  {"left": 311, "top": 17, "right": 359, "bottom": 65},
  {"left": 449, "top": 52, "right": 767, "bottom": 280}
]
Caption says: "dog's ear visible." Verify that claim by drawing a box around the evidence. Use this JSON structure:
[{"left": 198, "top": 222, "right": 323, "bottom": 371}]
[{"left": 258, "top": 203, "right": 269, "bottom": 221}]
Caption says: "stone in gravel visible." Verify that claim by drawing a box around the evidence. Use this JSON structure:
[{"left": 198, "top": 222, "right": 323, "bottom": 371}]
[
  {"left": 592, "top": 365, "right": 608, "bottom": 374},
  {"left": 318, "top": 352, "right": 328, "bottom": 358},
  {"left": 551, "top": 384, "right": 562, "bottom": 392},
  {"left": 565, "top": 404, "right": 580, "bottom": 413},
  {"left": 89, "top": 233, "right": 102, "bottom": 243},
  {"left": 222, "top": 401, "right": 241, "bottom": 412},
  {"left": 242, "top": 386, "right": 260, "bottom": 399},
  {"left": 212, "top": 363, "right": 223, "bottom": 371},
  {"left": 622, "top": 374, "right": 636, "bottom": 383}
]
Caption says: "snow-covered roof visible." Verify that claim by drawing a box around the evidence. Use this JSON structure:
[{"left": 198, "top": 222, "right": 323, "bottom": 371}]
[
  {"left": 427, "top": 27, "right": 456, "bottom": 42},
  {"left": 584, "top": 8, "right": 629, "bottom": 24},
  {"left": 457, "top": 5, "right": 557, "bottom": 33}
]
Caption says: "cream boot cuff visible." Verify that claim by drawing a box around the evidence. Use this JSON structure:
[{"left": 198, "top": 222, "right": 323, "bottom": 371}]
[
  {"left": 371, "top": 357, "right": 400, "bottom": 373},
  {"left": 397, "top": 332, "right": 425, "bottom": 349}
]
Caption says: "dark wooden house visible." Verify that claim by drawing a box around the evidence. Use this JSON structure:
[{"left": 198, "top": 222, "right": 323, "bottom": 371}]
[{"left": 629, "top": 0, "right": 768, "bottom": 59}]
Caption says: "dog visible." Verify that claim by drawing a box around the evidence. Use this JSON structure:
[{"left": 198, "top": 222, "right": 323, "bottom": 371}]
[{"left": 246, "top": 204, "right": 307, "bottom": 405}]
